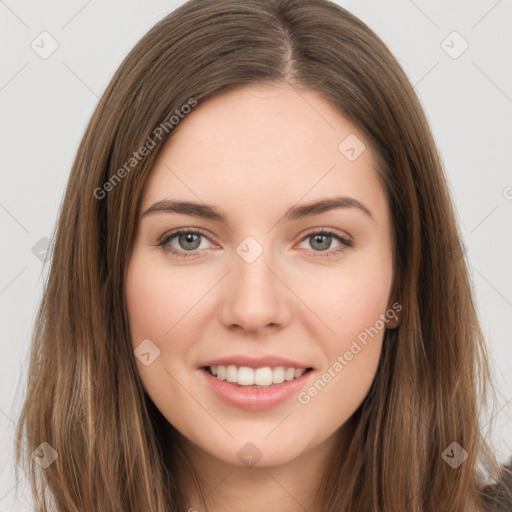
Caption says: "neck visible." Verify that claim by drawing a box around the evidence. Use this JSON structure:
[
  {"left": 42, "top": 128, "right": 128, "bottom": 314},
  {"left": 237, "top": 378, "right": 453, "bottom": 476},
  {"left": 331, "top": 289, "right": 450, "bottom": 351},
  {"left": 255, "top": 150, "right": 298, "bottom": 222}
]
[{"left": 177, "top": 433, "right": 337, "bottom": 512}]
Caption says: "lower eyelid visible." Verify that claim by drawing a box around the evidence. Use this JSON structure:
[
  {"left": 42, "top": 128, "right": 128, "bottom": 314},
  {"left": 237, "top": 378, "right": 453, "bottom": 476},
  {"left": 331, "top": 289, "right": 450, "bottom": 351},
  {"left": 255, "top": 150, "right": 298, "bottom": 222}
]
[
  {"left": 159, "top": 230, "right": 214, "bottom": 251},
  {"left": 299, "top": 231, "right": 352, "bottom": 247},
  {"left": 158, "top": 229, "right": 352, "bottom": 256}
]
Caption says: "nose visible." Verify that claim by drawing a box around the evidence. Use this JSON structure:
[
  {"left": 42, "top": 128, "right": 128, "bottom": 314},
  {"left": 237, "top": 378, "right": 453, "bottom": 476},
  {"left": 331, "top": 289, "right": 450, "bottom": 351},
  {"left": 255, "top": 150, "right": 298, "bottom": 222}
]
[{"left": 217, "top": 248, "right": 290, "bottom": 334}]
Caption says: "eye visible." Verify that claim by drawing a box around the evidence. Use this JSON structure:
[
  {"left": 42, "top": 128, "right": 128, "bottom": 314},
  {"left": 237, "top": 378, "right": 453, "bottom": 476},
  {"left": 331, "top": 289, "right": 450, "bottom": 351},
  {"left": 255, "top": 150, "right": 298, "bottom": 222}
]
[
  {"left": 156, "top": 227, "right": 352, "bottom": 259},
  {"left": 157, "top": 228, "right": 215, "bottom": 257},
  {"left": 297, "top": 228, "right": 352, "bottom": 257}
]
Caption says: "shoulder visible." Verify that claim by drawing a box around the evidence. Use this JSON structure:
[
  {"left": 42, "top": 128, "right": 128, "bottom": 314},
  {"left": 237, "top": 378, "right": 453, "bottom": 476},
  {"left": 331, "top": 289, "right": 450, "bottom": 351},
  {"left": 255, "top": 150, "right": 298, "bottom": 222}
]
[{"left": 479, "top": 461, "right": 512, "bottom": 512}]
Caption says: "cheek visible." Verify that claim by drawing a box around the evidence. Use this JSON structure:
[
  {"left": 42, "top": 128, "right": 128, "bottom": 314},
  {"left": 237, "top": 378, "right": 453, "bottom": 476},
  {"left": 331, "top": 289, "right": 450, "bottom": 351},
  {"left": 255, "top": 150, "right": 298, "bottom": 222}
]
[
  {"left": 296, "top": 276, "right": 389, "bottom": 432},
  {"left": 335, "top": 282, "right": 389, "bottom": 351},
  {"left": 126, "top": 275, "right": 172, "bottom": 348},
  {"left": 301, "top": 255, "right": 393, "bottom": 349},
  {"left": 125, "top": 256, "right": 208, "bottom": 349},
  {"left": 125, "top": 256, "right": 209, "bottom": 413},
  {"left": 295, "top": 252, "right": 392, "bottom": 418}
]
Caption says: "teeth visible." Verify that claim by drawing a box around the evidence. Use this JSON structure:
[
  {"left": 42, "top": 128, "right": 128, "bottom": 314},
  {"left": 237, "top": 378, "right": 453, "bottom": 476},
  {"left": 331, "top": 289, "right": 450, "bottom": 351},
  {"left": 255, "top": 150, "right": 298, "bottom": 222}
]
[
  {"left": 207, "top": 365, "right": 308, "bottom": 386},
  {"left": 255, "top": 367, "right": 273, "bottom": 386},
  {"left": 238, "top": 366, "right": 255, "bottom": 385},
  {"left": 273, "top": 366, "right": 285, "bottom": 384},
  {"left": 226, "top": 365, "right": 237, "bottom": 383}
]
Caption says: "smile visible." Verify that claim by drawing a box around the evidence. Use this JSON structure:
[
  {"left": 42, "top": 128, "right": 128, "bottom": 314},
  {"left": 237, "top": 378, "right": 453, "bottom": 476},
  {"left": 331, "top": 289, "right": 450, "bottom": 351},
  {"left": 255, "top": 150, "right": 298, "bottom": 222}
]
[
  {"left": 199, "top": 366, "right": 314, "bottom": 411},
  {"left": 206, "top": 365, "right": 311, "bottom": 387}
]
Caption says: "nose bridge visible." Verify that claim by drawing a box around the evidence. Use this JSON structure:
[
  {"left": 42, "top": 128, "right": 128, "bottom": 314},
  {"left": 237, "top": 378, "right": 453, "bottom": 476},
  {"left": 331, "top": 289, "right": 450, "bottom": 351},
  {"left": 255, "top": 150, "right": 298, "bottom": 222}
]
[{"left": 219, "top": 234, "right": 287, "bottom": 331}]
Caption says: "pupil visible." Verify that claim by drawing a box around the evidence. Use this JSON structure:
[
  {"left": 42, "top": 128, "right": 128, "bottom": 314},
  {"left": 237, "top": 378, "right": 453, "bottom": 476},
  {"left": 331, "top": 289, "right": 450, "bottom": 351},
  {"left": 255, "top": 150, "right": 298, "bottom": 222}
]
[
  {"left": 180, "top": 233, "right": 200, "bottom": 250},
  {"left": 312, "top": 234, "right": 331, "bottom": 251}
]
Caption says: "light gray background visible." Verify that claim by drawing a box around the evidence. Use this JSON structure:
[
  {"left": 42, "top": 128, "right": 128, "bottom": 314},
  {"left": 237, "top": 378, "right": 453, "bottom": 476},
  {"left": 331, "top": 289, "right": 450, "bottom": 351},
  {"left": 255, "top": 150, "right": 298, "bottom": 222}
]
[{"left": 1, "top": 1, "right": 511, "bottom": 509}]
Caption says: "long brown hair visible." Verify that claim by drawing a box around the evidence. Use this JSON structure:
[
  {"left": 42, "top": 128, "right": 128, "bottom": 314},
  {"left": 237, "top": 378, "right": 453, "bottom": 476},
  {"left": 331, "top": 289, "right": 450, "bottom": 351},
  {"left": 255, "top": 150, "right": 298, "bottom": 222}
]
[{"left": 15, "top": 0, "right": 510, "bottom": 510}]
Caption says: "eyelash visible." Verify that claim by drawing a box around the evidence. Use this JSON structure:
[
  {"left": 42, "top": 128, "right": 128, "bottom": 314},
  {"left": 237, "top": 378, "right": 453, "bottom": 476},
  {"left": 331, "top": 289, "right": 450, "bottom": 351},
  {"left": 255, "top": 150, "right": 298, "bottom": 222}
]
[{"left": 156, "top": 227, "right": 353, "bottom": 259}]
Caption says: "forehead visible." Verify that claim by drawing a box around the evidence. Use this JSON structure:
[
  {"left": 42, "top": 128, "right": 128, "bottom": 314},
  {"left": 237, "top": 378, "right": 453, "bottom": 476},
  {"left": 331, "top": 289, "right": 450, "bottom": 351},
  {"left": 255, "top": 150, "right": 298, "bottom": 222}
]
[{"left": 140, "top": 82, "right": 387, "bottom": 222}]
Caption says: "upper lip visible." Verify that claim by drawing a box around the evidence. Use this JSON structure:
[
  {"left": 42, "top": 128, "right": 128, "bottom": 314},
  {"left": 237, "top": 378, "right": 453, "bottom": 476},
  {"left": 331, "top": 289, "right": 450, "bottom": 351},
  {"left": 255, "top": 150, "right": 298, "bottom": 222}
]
[{"left": 199, "top": 355, "right": 313, "bottom": 370}]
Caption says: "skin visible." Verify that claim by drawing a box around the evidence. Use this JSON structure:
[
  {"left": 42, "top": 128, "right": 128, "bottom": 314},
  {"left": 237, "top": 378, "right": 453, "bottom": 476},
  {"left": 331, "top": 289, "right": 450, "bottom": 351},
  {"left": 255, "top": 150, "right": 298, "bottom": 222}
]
[{"left": 125, "top": 82, "right": 396, "bottom": 512}]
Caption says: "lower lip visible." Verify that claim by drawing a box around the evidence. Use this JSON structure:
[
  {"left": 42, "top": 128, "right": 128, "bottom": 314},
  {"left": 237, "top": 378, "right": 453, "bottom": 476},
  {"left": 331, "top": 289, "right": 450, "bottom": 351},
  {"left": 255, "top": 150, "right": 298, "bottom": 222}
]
[{"left": 199, "top": 368, "right": 314, "bottom": 411}]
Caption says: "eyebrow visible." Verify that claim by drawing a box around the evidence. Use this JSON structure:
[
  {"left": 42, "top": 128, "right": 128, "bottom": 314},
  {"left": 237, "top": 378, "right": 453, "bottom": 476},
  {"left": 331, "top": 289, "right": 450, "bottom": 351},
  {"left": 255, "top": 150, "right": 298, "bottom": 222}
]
[{"left": 140, "top": 196, "right": 373, "bottom": 223}]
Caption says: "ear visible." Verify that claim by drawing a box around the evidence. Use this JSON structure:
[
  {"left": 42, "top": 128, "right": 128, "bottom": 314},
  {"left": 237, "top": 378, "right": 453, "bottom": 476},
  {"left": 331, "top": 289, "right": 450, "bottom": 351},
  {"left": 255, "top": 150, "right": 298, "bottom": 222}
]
[
  {"left": 386, "top": 290, "right": 402, "bottom": 329},
  {"left": 386, "top": 307, "right": 401, "bottom": 329}
]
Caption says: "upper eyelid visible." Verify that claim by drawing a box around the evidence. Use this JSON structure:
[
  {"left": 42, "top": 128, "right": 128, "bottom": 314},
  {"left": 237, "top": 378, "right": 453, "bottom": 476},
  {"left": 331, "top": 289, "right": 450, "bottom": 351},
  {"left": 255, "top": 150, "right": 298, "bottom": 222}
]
[
  {"left": 160, "top": 227, "right": 352, "bottom": 248},
  {"left": 161, "top": 227, "right": 218, "bottom": 245}
]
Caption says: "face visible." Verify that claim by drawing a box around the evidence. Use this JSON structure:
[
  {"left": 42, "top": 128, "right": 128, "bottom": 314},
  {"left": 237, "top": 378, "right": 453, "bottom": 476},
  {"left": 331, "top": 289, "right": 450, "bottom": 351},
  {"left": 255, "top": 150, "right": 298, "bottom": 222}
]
[{"left": 125, "top": 82, "right": 396, "bottom": 469}]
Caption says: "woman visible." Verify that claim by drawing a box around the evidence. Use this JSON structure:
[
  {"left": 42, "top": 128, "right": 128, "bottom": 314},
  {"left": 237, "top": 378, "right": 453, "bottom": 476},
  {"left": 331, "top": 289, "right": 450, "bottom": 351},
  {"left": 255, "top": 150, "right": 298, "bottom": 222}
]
[{"left": 15, "top": 0, "right": 512, "bottom": 510}]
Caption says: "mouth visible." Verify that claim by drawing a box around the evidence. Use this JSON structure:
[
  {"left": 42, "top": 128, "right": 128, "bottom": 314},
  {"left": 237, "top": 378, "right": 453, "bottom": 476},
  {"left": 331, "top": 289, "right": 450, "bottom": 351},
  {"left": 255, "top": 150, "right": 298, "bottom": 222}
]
[
  {"left": 199, "top": 363, "right": 316, "bottom": 410},
  {"left": 201, "top": 365, "right": 314, "bottom": 388}
]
